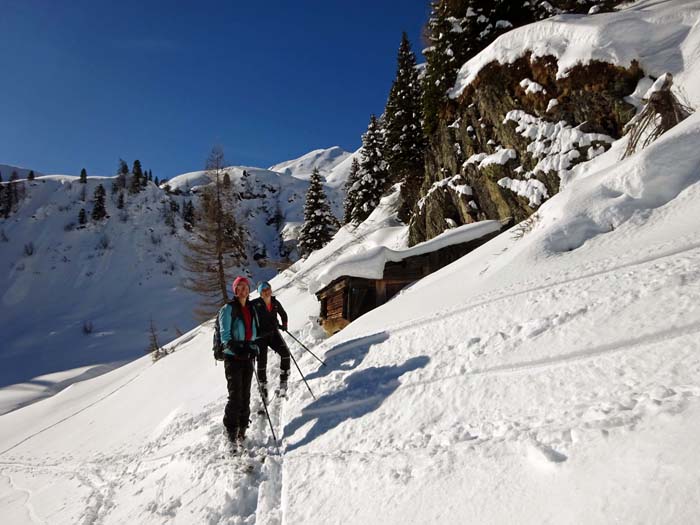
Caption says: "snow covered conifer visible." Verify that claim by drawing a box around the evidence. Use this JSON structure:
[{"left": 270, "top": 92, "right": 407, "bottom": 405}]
[
  {"left": 343, "top": 157, "right": 361, "bottom": 225},
  {"left": 383, "top": 32, "right": 425, "bottom": 222},
  {"left": 422, "top": 1, "right": 467, "bottom": 137},
  {"left": 78, "top": 208, "right": 87, "bottom": 225},
  {"left": 79, "top": 168, "right": 87, "bottom": 184},
  {"left": 298, "top": 167, "right": 337, "bottom": 257},
  {"left": 91, "top": 184, "right": 107, "bottom": 221},
  {"left": 352, "top": 115, "right": 388, "bottom": 224}
]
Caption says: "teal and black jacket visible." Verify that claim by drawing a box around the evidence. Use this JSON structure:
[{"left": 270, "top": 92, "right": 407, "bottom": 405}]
[{"left": 218, "top": 300, "right": 260, "bottom": 358}]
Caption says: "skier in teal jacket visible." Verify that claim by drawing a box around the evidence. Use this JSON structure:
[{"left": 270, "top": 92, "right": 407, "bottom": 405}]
[{"left": 218, "top": 276, "right": 260, "bottom": 444}]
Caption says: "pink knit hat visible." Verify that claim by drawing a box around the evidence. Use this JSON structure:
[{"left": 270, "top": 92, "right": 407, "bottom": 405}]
[{"left": 232, "top": 276, "right": 251, "bottom": 294}]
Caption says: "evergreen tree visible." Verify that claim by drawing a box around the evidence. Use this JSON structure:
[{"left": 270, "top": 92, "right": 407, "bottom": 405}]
[
  {"left": 182, "top": 200, "right": 195, "bottom": 225},
  {"left": 147, "top": 170, "right": 153, "bottom": 182},
  {"left": 130, "top": 160, "right": 143, "bottom": 194},
  {"left": 141, "top": 168, "right": 149, "bottom": 188},
  {"left": 117, "top": 159, "right": 129, "bottom": 189},
  {"left": 343, "top": 157, "right": 361, "bottom": 224},
  {"left": 91, "top": 184, "right": 107, "bottom": 221},
  {"left": 298, "top": 167, "right": 337, "bottom": 257},
  {"left": 154, "top": 176, "right": 160, "bottom": 186},
  {"left": 351, "top": 115, "right": 388, "bottom": 224},
  {"left": 28, "top": 170, "right": 35, "bottom": 181},
  {"left": 164, "top": 201, "right": 176, "bottom": 232},
  {"left": 183, "top": 146, "right": 247, "bottom": 320},
  {"left": 79, "top": 168, "right": 87, "bottom": 184},
  {"left": 8, "top": 172, "right": 20, "bottom": 215},
  {"left": 117, "top": 192, "right": 125, "bottom": 209},
  {"left": 0, "top": 171, "right": 3, "bottom": 182},
  {"left": 383, "top": 32, "right": 425, "bottom": 221},
  {"left": 78, "top": 208, "right": 87, "bottom": 225}
]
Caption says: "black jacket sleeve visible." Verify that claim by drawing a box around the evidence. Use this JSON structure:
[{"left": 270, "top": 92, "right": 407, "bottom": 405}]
[{"left": 274, "top": 297, "right": 288, "bottom": 326}]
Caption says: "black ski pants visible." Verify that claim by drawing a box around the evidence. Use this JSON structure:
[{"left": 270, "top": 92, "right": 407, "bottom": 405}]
[
  {"left": 257, "top": 331, "right": 290, "bottom": 384},
  {"left": 223, "top": 357, "right": 253, "bottom": 436}
]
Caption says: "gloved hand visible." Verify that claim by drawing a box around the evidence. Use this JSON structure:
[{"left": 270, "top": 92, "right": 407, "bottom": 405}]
[
  {"left": 247, "top": 341, "right": 259, "bottom": 359},
  {"left": 279, "top": 323, "right": 288, "bottom": 331}
]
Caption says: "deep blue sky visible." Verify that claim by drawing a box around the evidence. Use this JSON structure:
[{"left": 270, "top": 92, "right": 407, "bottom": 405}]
[{"left": 0, "top": 1, "right": 430, "bottom": 179}]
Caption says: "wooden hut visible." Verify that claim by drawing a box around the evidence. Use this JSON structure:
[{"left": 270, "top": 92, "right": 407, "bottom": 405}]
[{"left": 315, "top": 220, "right": 508, "bottom": 335}]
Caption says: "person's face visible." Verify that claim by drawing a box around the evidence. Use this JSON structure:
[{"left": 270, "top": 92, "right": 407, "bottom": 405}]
[
  {"left": 235, "top": 282, "right": 250, "bottom": 299},
  {"left": 261, "top": 287, "right": 272, "bottom": 301}
]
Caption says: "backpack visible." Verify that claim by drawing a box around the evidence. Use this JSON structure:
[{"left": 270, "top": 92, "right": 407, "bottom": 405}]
[
  {"left": 213, "top": 317, "right": 225, "bottom": 361},
  {"left": 212, "top": 302, "right": 235, "bottom": 362}
]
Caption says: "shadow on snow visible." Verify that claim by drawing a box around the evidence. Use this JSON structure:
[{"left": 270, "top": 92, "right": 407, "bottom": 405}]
[
  {"left": 283, "top": 354, "right": 429, "bottom": 452},
  {"left": 299, "top": 331, "right": 390, "bottom": 383}
]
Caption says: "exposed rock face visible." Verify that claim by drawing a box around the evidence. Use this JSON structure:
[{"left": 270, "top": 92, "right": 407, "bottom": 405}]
[{"left": 409, "top": 55, "right": 642, "bottom": 245}]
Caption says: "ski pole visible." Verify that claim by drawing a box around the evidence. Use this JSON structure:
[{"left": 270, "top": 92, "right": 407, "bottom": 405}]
[
  {"left": 282, "top": 329, "right": 327, "bottom": 367},
  {"left": 253, "top": 357, "right": 280, "bottom": 455},
  {"left": 287, "top": 348, "right": 317, "bottom": 401}
]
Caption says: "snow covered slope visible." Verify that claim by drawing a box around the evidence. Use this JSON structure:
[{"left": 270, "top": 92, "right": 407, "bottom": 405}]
[
  {"left": 269, "top": 146, "right": 350, "bottom": 180},
  {"left": 0, "top": 164, "right": 42, "bottom": 180},
  {"left": 267, "top": 145, "right": 361, "bottom": 214},
  {"left": 0, "top": 145, "right": 359, "bottom": 415},
  {"left": 0, "top": 161, "right": 342, "bottom": 415},
  {"left": 0, "top": 177, "right": 205, "bottom": 414}
]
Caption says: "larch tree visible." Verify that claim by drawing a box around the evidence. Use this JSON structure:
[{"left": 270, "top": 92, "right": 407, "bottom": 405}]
[{"left": 183, "top": 146, "right": 247, "bottom": 321}]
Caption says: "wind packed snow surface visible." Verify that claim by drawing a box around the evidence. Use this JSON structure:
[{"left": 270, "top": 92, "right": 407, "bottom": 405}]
[{"left": 2, "top": 2, "right": 700, "bottom": 524}]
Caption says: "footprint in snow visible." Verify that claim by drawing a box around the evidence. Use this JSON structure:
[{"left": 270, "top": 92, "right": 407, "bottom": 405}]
[{"left": 526, "top": 440, "right": 568, "bottom": 468}]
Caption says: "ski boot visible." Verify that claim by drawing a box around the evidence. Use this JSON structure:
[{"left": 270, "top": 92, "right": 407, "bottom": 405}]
[
  {"left": 259, "top": 381, "right": 268, "bottom": 403},
  {"left": 276, "top": 378, "right": 288, "bottom": 399}
]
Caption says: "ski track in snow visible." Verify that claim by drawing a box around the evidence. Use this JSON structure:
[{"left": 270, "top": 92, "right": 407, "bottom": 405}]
[{"left": 0, "top": 395, "right": 286, "bottom": 524}]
